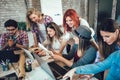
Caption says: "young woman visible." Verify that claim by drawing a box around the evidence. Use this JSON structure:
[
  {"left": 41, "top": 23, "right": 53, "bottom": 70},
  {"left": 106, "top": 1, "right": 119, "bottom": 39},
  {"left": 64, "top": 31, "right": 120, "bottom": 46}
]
[
  {"left": 26, "top": 8, "right": 53, "bottom": 44},
  {"left": 50, "top": 25, "right": 98, "bottom": 68},
  {"left": 63, "top": 18, "right": 120, "bottom": 80},
  {"left": 34, "top": 22, "right": 67, "bottom": 56},
  {"left": 61, "top": 9, "right": 95, "bottom": 53}
]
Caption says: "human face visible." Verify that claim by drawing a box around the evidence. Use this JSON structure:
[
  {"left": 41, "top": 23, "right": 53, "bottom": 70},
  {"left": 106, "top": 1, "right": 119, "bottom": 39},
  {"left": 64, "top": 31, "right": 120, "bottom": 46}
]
[
  {"left": 6, "top": 26, "right": 17, "bottom": 36},
  {"left": 47, "top": 27, "right": 55, "bottom": 37},
  {"left": 29, "top": 13, "right": 39, "bottom": 23},
  {"left": 66, "top": 16, "right": 74, "bottom": 28},
  {"left": 100, "top": 30, "right": 118, "bottom": 45}
]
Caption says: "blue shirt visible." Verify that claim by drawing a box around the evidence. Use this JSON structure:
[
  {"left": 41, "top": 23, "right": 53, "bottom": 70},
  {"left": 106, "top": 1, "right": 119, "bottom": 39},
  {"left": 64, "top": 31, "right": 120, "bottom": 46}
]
[{"left": 75, "top": 50, "right": 120, "bottom": 80}]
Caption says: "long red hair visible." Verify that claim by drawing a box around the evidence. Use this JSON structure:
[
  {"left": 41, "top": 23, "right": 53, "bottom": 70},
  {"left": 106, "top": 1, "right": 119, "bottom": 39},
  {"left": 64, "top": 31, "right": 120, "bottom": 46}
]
[{"left": 63, "top": 9, "right": 80, "bottom": 33}]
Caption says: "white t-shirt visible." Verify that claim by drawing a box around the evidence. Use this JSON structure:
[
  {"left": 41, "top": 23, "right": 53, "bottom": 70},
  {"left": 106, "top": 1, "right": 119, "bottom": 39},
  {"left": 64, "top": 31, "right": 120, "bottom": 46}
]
[
  {"left": 63, "top": 18, "right": 95, "bottom": 41},
  {"left": 52, "top": 37, "right": 67, "bottom": 55},
  {"left": 38, "top": 23, "right": 46, "bottom": 42},
  {"left": 27, "top": 31, "right": 34, "bottom": 47}
]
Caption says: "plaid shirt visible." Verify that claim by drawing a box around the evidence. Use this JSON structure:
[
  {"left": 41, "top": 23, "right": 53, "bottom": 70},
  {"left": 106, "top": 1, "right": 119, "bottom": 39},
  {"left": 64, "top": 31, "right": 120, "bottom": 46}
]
[
  {"left": 32, "top": 15, "right": 53, "bottom": 33},
  {"left": 31, "top": 15, "right": 53, "bottom": 43},
  {"left": 43, "top": 15, "right": 53, "bottom": 26},
  {"left": 0, "top": 30, "right": 29, "bottom": 48}
]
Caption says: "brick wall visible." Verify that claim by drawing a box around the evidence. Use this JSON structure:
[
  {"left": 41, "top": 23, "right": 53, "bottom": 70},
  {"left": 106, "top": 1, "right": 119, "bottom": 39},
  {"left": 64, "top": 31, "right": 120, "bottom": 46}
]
[
  {"left": 32, "top": 0, "right": 41, "bottom": 11},
  {"left": 0, "top": 0, "right": 27, "bottom": 33},
  {"left": 62, "top": 0, "right": 81, "bottom": 16},
  {"left": 0, "top": 0, "right": 87, "bottom": 33}
]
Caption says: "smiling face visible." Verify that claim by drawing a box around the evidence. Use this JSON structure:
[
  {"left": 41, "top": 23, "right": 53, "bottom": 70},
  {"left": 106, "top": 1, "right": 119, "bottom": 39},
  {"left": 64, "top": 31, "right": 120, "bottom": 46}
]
[
  {"left": 66, "top": 16, "right": 74, "bottom": 28},
  {"left": 47, "top": 27, "right": 55, "bottom": 38},
  {"left": 29, "top": 13, "right": 39, "bottom": 23},
  {"left": 100, "top": 30, "right": 118, "bottom": 45},
  {"left": 6, "top": 26, "right": 17, "bottom": 36}
]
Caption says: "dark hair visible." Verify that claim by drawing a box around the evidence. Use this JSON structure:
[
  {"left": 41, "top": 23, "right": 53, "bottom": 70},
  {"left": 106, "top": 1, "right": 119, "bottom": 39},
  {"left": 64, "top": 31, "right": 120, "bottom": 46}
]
[
  {"left": 75, "top": 25, "right": 98, "bottom": 54},
  {"left": 4, "top": 19, "right": 18, "bottom": 28},
  {"left": 97, "top": 18, "right": 120, "bottom": 58}
]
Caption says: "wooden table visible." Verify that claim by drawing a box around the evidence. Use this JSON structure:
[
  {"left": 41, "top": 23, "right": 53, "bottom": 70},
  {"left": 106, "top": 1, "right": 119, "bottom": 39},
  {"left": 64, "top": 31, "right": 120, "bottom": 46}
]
[{"left": 0, "top": 63, "right": 18, "bottom": 78}]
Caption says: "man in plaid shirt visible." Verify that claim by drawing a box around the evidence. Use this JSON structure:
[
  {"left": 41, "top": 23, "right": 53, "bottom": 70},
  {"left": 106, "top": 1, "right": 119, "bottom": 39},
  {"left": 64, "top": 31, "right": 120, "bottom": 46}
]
[
  {"left": 0, "top": 19, "right": 29, "bottom": 79},
  {"left": 0, "top": 19, "right": 28, "bottom": 49}
]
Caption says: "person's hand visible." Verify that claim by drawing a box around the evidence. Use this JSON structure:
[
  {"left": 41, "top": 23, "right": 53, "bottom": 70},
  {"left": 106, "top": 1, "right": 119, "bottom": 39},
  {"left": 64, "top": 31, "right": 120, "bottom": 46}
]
[
  {"left": 8, "top": 39, "right": 14, "bottom": 47},
  {"left": 67, "top": 38, "right": 75, "bottom": 46},
  {"left": 73, "top": 36, "right": 79, "bottom": 44},
  {"left": 50, "top": 53, "right": 62, "bottom": 61},
  {"left": 63, "top": 68, "right": 76, "bottom": 80},
  {"left": 30, "top": 44, "right": 38, "bottom": 48},
  {"left": 34, "top": 49, "right": 46, "bottom": 56},
  {"left": 50, "top": 48, "right": 62, "bottom": 56},
  {"left": 49, "top": 50, "right": 62, "bottom": 61},
  {"left": 79, "top": 74, "right": 94, "bottom": 80}
]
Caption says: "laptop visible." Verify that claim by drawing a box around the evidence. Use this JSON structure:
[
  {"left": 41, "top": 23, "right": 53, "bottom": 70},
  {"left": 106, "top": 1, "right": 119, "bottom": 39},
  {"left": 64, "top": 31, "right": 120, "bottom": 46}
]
[
  {"left": 0, "top": 72, "right": 18, "bottom": 80},
  {"left": 0, "top": 50, "right": 20, "bottom": 62},
  {"left": 33, "top": 53, "right": 70, "bottom": 80},
  {"left": 22, "top": 48, "right": 34, "bottom": 61}
]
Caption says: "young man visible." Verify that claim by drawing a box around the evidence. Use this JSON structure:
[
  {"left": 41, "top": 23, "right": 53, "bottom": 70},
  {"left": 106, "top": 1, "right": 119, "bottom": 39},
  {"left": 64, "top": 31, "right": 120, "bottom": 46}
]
[{"left": 0, "top": 19, "right": 29, "bottom": 79}]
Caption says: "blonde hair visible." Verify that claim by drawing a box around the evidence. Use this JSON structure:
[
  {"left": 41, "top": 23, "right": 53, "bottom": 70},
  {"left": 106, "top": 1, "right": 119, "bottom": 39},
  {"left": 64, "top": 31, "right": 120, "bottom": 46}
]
[{"left": 26, "top": 8, "right": 42, "bottom": 30}]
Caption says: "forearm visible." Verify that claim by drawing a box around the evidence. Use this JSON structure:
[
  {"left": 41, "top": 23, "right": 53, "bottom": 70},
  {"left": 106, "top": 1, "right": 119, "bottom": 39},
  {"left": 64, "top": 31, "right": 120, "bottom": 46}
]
[
  {"left": 59, "top": 56, "right": 73, "bottom": 67},
  {"left": 33, "top": 33, "right": 38, "bottom": 47},
  {"left": 19, "top": 50, "right": 25, "bottom": 66},
  {"left": 18, "top": 50, "right": 25, "bottom": 75},
  {"left": 75, "top": 63, "right": 106, "bottom": 74},
  {"left": 0, "top": 43, "right": 8, "bottom": 50},
  {"left": 16, "top": 43, "right": 28, "bottom": 49},
  {"left": 59, "top": 40, "right": 67, "bottom": 54},
  {"left": 63, "top": 44, "right": 78, "bottom": 60},
  {"left": 75, "top": 53, "right": 114, "bottom": 74}
]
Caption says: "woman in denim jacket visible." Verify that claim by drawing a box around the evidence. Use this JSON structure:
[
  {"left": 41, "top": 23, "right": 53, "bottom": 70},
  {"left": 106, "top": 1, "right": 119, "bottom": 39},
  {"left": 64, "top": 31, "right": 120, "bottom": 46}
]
[
  {"left": 50, "top": 25, "right": 98, "bottom": 68},
  {"left": 63, "top": 18, "right": 120, "bottom": 80}
]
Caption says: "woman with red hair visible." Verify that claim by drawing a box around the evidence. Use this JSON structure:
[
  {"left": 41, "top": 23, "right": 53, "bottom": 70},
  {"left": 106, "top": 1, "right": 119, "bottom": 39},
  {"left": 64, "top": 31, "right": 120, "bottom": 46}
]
[
  {"left": 63, "top": 9, "right": 94, "bottom": 36},
  {"left": 63, "top": 9, "right": 81, "bottom": 32},
  {"left": 61, "top": 9, "right": 95, "bottom": 54}
]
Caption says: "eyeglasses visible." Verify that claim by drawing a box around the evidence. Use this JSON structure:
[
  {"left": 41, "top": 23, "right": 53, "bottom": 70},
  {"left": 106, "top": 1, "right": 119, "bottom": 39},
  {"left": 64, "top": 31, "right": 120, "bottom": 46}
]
[{"left": 6, "top": 28, "right": 16, "bottom": 31}]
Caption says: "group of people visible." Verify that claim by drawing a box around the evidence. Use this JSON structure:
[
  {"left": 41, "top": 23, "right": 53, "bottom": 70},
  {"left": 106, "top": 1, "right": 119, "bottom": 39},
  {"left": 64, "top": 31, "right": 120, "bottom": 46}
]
[
  {"left": 0, "top": 7, "right": 120, "bottom": 80},
  {"left": 63, "top": 18, "right": 120, "bottom": 80}
]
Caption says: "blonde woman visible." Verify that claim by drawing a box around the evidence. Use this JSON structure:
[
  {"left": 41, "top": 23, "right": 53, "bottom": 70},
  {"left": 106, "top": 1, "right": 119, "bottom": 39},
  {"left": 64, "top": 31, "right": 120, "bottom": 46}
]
[{"left": 26, "top": 8, "right": 53, "bottom": 44}]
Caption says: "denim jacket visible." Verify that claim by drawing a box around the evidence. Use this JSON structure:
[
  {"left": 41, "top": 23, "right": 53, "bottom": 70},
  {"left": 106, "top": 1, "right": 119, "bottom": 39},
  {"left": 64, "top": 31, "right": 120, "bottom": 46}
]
[
  {"left": 75, "top": 50, "right": 120, "bottom": 80},
  {"left": 62, "top": 44, "right": 97, "bottom": 68}
]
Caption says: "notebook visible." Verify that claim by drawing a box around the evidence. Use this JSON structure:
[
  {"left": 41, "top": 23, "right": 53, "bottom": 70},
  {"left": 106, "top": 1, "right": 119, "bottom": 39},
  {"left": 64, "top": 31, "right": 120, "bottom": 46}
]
[
  {"left": 33, "top": 53, "right": 70, "bottom": 80},
  {"left": 0, "top": 50, "right": 20, "bottom": 62},
  {"left": 0, "top": 72, "right": 18, "bottom": 80}
]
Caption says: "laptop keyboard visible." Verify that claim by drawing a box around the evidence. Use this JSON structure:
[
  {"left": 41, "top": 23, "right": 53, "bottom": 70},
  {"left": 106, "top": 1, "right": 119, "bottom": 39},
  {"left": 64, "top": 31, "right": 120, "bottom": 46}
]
[
  {"left": 48, "top": 62, "right": 68, "bottom": 76},
  {"left": 50, "top": 68, "right": 62, "bottom": 79},
  {"left": 0, "top": 73, "right": 18, "bottom": 80}
]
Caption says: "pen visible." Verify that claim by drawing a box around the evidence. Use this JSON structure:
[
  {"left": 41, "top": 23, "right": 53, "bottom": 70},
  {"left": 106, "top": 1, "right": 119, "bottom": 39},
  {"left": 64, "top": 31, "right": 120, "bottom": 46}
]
[
  {"left": 1, "top": 60, "right": 5, "bottom": 65},
  {"left": 6, "top": 59, "right": 10, "bottom": 65}
]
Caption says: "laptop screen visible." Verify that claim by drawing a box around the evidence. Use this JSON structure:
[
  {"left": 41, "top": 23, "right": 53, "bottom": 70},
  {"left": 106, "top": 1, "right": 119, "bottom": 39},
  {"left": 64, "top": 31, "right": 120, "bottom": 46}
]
[
  {"left": 0, "top": 50, "right": 19, "bottom": 62},
  {"left": 33, "top": 53, "right": 69, "bottom": 80},
  {"left": 32, "top": 53, "right": 56, "bottom": 79}
]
